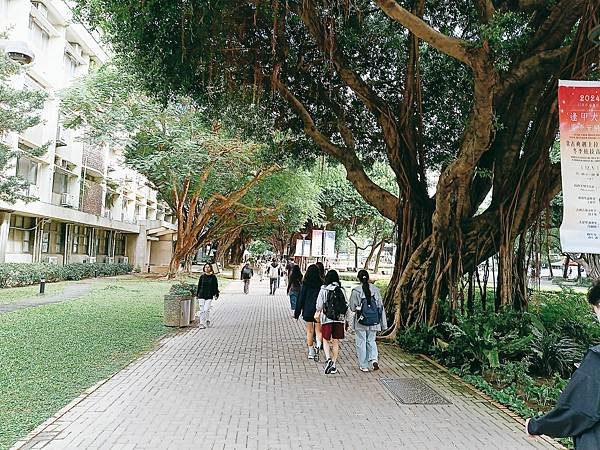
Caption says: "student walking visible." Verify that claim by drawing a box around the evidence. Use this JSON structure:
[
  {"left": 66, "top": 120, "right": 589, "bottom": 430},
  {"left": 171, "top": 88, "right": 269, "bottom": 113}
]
[
  {"left": 196, "top": 263, "right": 220, "bottom": 329},
  {"left": 316, "top": 269, "right": 348, "bottom": 374},
  {"left": 349, "top": 270, "right": 387, "bottom": 372},
  {"left": 287, "top": 265, "right": 302, "bottom": 313},
  {"left": 241, "top": 262, "right": 253, "bottom": 294},
  {"left": 268, "top": 259, "right": 280, "bottom": 295},
  {"left": 294, "top": 264, "right": 323, "bottom": 360}
]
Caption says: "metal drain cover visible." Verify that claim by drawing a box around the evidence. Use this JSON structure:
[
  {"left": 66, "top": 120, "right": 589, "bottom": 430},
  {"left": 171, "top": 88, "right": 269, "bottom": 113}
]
[{"left": 380, "top": 378, "right": 451, "bottom": 405}]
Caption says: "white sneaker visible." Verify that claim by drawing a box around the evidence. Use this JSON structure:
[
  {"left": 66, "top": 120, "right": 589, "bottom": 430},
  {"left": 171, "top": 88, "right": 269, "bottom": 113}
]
[
  {"left": 308, "top": 347, "right": 315, "bottom": 360},
  {"left": 199, "top": 323, "right": 206, "bottom": 329},
  {"left": 360, "top": 367, "right": 369, "bottom": 372},
  {"left": 206, "top": 320, "right": 211, "bottom": 328}
]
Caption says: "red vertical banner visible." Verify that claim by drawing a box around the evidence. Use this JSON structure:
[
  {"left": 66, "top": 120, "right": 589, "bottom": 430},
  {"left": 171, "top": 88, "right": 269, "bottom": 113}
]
[{"left": 559, "top": 80, "right": 600, "bottom": 252}]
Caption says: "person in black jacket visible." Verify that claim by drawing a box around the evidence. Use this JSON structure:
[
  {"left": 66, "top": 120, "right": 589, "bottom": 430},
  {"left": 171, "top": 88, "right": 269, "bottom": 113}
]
[
  {"left": 241, "top": 263, "right": 253, "bottom": 295},
  {"left": 526, "top": 282, "right": 600, "bottom": 449},
  {"left": 294, "top": 264, "right": 323, "bottom": 360},
  {"left": 196, "top": 263, "right": 219, "bottom": 329}
]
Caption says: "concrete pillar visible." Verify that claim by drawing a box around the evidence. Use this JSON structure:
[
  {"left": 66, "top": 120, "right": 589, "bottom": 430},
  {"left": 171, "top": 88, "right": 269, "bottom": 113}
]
[
  {"left": 0, "top": 212, "right": 11, "bottom": 263},
  {"left": 126, "top": 225, "right": 148, "bottom": 272}
]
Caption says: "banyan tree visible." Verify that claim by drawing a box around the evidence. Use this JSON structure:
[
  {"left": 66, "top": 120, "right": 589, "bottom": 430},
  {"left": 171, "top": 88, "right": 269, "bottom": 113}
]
[{"left": 77, "top": 0, "right": 599, "bottom": 335}]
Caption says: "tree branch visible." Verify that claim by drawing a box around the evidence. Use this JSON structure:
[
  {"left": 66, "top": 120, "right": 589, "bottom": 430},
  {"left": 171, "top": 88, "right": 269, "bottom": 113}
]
[
  {"left": 275, "top": 79, "right": 399, "bottom": 221},
  {"left": 375, "top": 0, "right": 472, "bottom": 66},
  {"left": 497, "top": 47, "right": 569, "bottom": 103}
]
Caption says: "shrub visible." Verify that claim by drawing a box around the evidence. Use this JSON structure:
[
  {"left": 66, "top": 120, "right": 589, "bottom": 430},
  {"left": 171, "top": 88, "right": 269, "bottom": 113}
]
[
  {"left": 396, "top": 324, "right": 438, "bottom": 354},
  {"left": 527, "top": 317, "right": 583, "bottom": 378},
  {"left": 168, "top": 283, "right": 195, "bottom": 297},
  {"left": 0, "top": 262, "right": 133, "bottom": 288}
]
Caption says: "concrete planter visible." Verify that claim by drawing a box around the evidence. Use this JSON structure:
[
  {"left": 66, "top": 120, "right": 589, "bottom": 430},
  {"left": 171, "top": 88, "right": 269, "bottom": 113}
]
[
  {"left": 189, "top": 297, "right": 197, "bottom": 323},
  {"left": 232, "top": 265, "right": 242, "bottom": 280},
  {"left": 180, "top": 299, "right": 191, "bottom": 327},
  {"left": 164, "top": 294, "right": 193, "bottom": 327}
]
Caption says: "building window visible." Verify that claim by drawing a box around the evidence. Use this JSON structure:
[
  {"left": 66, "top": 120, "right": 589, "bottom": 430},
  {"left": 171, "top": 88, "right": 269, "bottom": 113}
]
[
  {"left": 7, "top": 216, "right": 35, "bottom": 254},
  {"left": 97, "top": 230, "right": 110, "bottom": 255},
  {"left": 71, "top": 225, "right": 89, "bottom": 255},
  {"left": 16, "top": 156, "right": 39, "bottom": 185},
  {"left": 63, "top": 53, "right": 79, "bottom": 78},
  {"left": 115, "top": 233, "right": 126, "bottom": 256},
  {"left": 28, "top": 16, "right": 49, "bottom": 51},
  {"left": 52, "top": 171, "right": 69, "bottom": 194},
  {"left": 42, "top": 222, "right": 64, "bottom": 254}
]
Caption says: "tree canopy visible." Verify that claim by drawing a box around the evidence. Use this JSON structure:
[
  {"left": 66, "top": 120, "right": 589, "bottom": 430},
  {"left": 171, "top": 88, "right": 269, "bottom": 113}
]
[{"left": 74, "top": 0, "right": 599, "bottom": 332}]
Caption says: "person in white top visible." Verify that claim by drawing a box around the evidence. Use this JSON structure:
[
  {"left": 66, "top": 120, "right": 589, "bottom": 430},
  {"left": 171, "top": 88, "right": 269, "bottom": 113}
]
[{"left": 348, "top": 270, "right": 388, "bottom": 372}]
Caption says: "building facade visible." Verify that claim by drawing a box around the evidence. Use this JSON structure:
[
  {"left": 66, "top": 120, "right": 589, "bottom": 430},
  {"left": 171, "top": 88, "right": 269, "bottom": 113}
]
[{"left": 0, "top": 0, "right": 176, "bottom": 271}]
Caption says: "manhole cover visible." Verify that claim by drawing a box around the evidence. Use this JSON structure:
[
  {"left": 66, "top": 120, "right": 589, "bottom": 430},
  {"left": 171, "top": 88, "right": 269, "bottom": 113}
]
[{"left": 380, "top": 378, "right": 451, "bottom": 405}]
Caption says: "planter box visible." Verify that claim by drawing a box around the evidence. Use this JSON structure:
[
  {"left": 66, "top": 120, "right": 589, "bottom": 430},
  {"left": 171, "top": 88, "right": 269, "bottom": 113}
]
[{"left": 164, "top": 294, "right": 193, "bottom": 327}]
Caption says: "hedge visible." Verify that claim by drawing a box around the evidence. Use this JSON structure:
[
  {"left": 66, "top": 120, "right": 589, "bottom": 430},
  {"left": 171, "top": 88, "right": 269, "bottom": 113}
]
[{"left": 0, "top": 262, "right": 134, "bottom": 288}]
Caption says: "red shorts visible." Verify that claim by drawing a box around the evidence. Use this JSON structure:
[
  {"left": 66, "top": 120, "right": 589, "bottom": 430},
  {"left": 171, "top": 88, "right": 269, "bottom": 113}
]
[{"left": 321, "top": 322, "right": 345, "bottom": 340}]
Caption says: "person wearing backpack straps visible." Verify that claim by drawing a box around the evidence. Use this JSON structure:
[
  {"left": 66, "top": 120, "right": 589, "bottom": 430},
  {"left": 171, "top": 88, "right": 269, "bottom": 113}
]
[
  {"left": 349, "top": 270, "right": 388, "bottom": 372},
  {"left": 315, "top": 269, "right": 349, "bottom": 375}
]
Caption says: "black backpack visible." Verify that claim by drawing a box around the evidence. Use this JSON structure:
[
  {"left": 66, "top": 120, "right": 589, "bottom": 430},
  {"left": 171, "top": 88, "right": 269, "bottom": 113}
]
[{"left": 323, "top": 286, "right": 348, "bottom": 320}]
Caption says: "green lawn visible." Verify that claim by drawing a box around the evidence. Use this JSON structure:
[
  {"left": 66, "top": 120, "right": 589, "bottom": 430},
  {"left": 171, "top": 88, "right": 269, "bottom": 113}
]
[
  {"left": 0, "top": 281, "right": 72, "bottom": 305},
  {"left": 0, "top": 279, "right": 173, "bottom": 450}
]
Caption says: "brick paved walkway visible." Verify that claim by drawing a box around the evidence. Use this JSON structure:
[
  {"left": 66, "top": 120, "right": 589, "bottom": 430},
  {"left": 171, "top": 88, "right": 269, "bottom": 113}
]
[{"left": 15, "top": 280, "right": 558, "bottom": 450}]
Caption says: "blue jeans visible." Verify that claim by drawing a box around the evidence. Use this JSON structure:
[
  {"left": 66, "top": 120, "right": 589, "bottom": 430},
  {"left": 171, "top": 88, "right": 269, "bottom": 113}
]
[
  {"left": 289, "top": 291, "right": 299, "bottom": 310},
  {"left": 355, "top": 329, "right": 378, "bottom": 369}
]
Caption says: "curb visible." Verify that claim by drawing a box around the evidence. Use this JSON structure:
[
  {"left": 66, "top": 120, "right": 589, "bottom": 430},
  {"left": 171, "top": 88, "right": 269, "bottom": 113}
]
[{"left": 418, "top": 353, "right": 566, "bottom": 450}]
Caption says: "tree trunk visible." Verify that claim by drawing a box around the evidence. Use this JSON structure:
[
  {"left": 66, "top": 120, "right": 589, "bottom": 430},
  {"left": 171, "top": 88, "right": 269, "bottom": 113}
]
[
  {"left": 373, "top": 240, "right": 386, "bottom": 274},
  {"left": 563, "top": 254, "right": 571, "bottom": 279},
  {"left": 547, "top": 250, "right": 554, "bottom": 278},
  {"left": 363, "top": 237, "right": 381, "bottom": 270},
  {"left": 230, "top": 235, "right": 246, "bottom": 265}
]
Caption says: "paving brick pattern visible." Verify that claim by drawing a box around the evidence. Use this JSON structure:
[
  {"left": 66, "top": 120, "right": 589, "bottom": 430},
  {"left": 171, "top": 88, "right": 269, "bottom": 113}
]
[{"left": 14, "top": 280, "right": 559, "bottom": 450}]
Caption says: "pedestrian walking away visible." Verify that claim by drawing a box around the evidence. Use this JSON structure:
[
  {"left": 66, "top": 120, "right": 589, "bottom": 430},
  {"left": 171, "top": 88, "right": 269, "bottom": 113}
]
[
  {"left": 294, "top": 264, "right": 323, "bottom": 361},
  {"left": 241, "top": 262, "right": 253, "bottom": 295},
  {"left": 196, "top": 263, "right": 220, "bottom": 329},
  {"left": 525, "top": 281, "right": 600, "bottom": 449},
  {"left": 287, "top": 265, "right": 303, "bottom": 314},
  {"left": 316, "top": 269, "right": 349, "bottom": 374},
  {"left": 268, "top": 259, "right": 280, "bottom": 295},
  {"left": 349, "top": 270, "right": 387, "bottom": 372}
]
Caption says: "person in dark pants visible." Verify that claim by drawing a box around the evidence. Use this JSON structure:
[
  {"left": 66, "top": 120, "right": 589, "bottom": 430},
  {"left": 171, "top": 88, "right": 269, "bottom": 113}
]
[
  {"left": 294, "top": 264, "right": 323, "bottom": 360},
  {"left": 526, "top": 282, "right": 600, "bottom": 449},
  {"left": 241, "top": 263, "right": 253, "bottom": 294},
  {"left": 287, "top": 265, "right": 303, "bottom": 314},
  {"left": 268, "top": 259, "right": 280, "bottom": 295},
  {"left": 196, "top": 263, "right": 219, "bottom": 329}
]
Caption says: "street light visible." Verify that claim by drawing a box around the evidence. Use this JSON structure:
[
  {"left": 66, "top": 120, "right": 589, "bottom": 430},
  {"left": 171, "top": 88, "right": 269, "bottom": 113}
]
[{"left": 590, "top": 26, "right": 600, "bottom": 45}]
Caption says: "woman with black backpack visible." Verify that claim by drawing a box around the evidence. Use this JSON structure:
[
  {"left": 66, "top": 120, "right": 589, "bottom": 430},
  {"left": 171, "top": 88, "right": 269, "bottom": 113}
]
[
  {"left": 315, "top": 269, "right": 349, "bottom": 375},
  {"left": 349, "top": 270, "right": 387, "bottom": 372}
]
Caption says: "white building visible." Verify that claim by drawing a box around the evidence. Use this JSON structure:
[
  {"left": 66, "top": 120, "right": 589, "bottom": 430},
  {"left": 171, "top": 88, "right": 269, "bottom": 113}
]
[{"left": 0, "top": 0, "right": 176, "bottom": 271}]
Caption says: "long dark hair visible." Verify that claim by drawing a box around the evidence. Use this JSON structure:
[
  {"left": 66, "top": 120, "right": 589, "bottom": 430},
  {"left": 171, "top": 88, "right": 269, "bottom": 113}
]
[
  {"left": 303, "top": 264, "right": 322, "bottom": 288},
  {"left": 315, "top": 261, "right": 325, "bottom": 282},
  {"left": 357, "top": 269, "right": 372, "bottom": 304},
  {"left": 289, "top": 265, "right": 303, "bottom": 288},
  {"left": 324, "top": 269, "right": 340, "bottom": 286}
]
